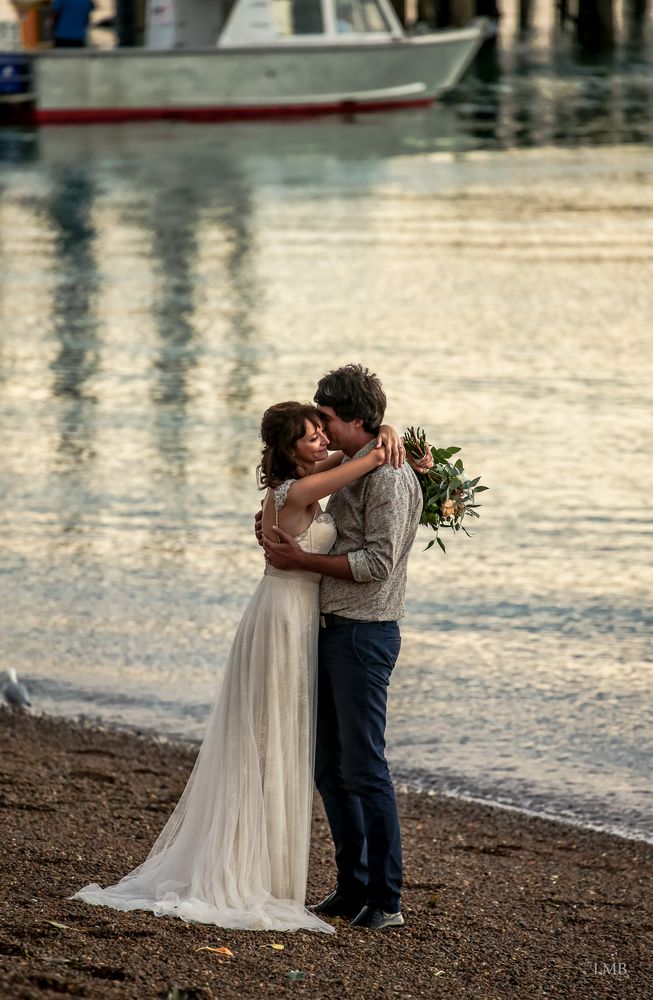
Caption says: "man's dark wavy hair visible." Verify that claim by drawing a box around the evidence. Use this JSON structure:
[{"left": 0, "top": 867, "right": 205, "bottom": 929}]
[{"left": 314, "top": 364, "right": 386, "bottom": 434}]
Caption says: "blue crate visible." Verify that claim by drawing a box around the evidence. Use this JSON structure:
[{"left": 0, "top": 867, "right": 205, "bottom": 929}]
[{"left": 0, "top": 55, "right": 30, "bottom": 95}]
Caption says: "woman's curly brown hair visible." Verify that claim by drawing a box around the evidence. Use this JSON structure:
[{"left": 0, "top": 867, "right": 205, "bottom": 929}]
[{"left": 258, "top": 401, "right": 324, "bottom": 489}]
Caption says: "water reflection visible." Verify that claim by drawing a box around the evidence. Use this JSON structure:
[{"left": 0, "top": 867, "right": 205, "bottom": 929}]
[
  {"left": 149, "top": 184, "right": 200, "bottom": 482},
  {"left": 222, "top": 190, "right": 259, "bottom": 414},
  {"left": 0, "top": 128, "right": 37, "bottom": 164},
  {"left": 442, "top": 16, "right": 653, "bottom": 149},
  {"left": 150, "top": 189, "right": 199, "bottom": 410},
  {"left": 619, "top": 71, "right": 653, "bottom": 137},
  {"left": 49, "top": 167, "right": 99, "bottom": 402},
  {"left": 47, "top": 167, "right": 99, "bottom": 550},
  {"left": 623, "top": 1, "right": 650, "bottom": 57},
  {"left": 220, "top": 178, "right": 262, "bottom": 476}
]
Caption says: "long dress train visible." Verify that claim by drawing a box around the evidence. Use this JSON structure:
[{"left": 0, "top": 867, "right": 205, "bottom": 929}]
[{"left": 72, "top": 486, "right": 337, "bottom": 933}]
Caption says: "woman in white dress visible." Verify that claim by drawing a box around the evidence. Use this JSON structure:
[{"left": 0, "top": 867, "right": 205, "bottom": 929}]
[{"left": 72, "top": 401, "right": 402, "bottom": 933}]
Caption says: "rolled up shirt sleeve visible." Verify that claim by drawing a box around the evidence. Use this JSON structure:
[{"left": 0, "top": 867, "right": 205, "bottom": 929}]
[
  {"left": 347, "top": 546, "right": 375, "bottom": 583},
  {"left": 346, "top": 473, "right": 407, "bottom": 584}
]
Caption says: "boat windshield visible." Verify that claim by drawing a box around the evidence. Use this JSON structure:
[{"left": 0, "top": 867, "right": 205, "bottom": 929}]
[{"left": 271, "top": 0, "right": 393, "bottom": 34}]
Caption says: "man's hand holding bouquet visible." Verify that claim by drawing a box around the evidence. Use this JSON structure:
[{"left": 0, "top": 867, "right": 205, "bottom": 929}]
[{"left": 403, "top": 426, "right": 488, "bottom": 553}]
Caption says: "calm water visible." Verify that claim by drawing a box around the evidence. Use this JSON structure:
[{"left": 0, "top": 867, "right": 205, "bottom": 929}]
[{"left": 1, "top": 32, "right": 652, "bottom": 841}]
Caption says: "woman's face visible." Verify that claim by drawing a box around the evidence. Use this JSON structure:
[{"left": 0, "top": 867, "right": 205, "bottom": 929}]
[{"left": 293, "top": 419, "right": 329, "bottom": 469}]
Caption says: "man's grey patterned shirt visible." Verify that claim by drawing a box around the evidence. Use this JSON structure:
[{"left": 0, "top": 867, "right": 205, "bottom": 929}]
[{"left": 321, "top": 439, "right": 422, "bottom": 621}]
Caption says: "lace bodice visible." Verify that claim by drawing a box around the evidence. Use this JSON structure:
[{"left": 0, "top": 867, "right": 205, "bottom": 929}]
[{"left": 294, "top": 511, "right": 338, "bottom": 556}]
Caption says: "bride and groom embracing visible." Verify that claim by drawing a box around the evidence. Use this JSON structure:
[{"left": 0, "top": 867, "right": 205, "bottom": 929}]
[{"left": 73, "top": 364, "right": 428, "bottom": 934}]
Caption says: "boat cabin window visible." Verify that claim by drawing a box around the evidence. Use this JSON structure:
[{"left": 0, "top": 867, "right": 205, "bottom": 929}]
[
  {"left": 336, "top": 0, "right": 392, "bottom": 32},
  {"left": 272, "top": 0, "right": 324, "bottom": 34}
]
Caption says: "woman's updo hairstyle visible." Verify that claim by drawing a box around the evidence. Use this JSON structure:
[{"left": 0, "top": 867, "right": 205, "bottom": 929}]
[{"left": 258, "top": 401, "right": 324, "bottom": 489}]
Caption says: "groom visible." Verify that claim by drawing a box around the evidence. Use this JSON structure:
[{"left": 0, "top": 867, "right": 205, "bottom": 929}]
[{"left": 263, "top": 364, "right": 422, "bottom": 930}]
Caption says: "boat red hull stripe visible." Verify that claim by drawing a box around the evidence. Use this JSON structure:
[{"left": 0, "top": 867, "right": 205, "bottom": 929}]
[{"left": 33, "top": 95, "right": 434, "bottom": 124}]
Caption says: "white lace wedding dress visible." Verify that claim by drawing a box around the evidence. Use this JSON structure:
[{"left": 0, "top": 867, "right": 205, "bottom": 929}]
[{"left": 73, "top": 483, "right": 337, "bottom": 933}]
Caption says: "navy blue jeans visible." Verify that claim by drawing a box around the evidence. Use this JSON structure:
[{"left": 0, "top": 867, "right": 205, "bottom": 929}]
[{"left": 315, "top": 618, "right": 402, "bottom": 913}]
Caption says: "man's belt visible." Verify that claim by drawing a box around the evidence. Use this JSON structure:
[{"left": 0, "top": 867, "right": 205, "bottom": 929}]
[{"left": 320, "top": 613, "right": 393, "bottom": 628}]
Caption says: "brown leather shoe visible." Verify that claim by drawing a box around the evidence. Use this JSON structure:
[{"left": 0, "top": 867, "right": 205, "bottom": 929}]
[{"left": 308, "top": 889, "right": 366, "bottom": 919}]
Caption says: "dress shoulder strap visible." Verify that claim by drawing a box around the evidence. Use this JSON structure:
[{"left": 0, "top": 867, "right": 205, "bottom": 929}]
[{"left": 274, "top": 480, "right": 295, "bottom": 526}]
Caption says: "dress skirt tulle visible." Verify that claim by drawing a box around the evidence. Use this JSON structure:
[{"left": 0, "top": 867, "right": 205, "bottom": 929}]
[{"left": 73, "top": 561, "right": 334, "bottom": 933}]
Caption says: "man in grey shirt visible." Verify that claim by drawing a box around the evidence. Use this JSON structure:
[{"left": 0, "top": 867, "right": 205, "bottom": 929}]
[{"left": 264, "top": 364, "right": 422, "bottom": 930}]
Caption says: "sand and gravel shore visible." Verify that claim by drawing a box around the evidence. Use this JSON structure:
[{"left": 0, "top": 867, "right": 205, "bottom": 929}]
[{"left": 0, "top": 709, "right": 651, "bottom": 999}]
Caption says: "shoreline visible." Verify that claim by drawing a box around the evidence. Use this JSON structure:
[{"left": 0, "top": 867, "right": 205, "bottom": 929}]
[
  {"left": 400, "top": 784, "right": 653, "bottom": 849},
  {"left": 19, "top": 705, "right": 653, "bottom": 847},
  {"left": 1, "top": 709, "right": 651, "bottom": 999}
]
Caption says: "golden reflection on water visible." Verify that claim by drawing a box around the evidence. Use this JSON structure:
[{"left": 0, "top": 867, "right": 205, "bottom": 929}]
[{"left": 0, "top": 125, "right": 651, "bottom": 836}]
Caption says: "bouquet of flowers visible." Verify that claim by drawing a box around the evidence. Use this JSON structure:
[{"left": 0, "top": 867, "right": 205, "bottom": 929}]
[{"left": 402, "top": 426, "right": 488, "bottom": 553}]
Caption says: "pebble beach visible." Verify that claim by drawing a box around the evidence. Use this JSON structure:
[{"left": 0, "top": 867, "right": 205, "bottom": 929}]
[{"left": 1, "top": 710, "right": 651, "bottom": 999}]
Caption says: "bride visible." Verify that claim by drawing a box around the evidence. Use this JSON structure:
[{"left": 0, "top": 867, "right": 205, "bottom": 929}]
[{"left": 72, "top": 401, "right": 403, "bottom": 933}]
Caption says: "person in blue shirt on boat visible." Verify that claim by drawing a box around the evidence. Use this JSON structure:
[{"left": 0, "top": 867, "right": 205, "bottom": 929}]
[{"left": 51, "top": 0, "right": 93, "bottom": 47}]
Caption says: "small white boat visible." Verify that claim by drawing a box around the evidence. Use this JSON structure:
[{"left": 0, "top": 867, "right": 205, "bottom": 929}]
[{"left": 1, "top": 0, "right": 487, "bottom": 124}]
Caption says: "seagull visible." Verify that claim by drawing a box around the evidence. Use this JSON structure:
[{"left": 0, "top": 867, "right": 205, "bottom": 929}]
[{"left": 3, "top": 669, "right": 31, "bottom": 709}]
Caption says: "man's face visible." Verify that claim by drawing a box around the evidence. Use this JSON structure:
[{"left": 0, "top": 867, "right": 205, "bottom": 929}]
[{"left": 316, "top": 405, "right": 360, "bottom": 453}]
